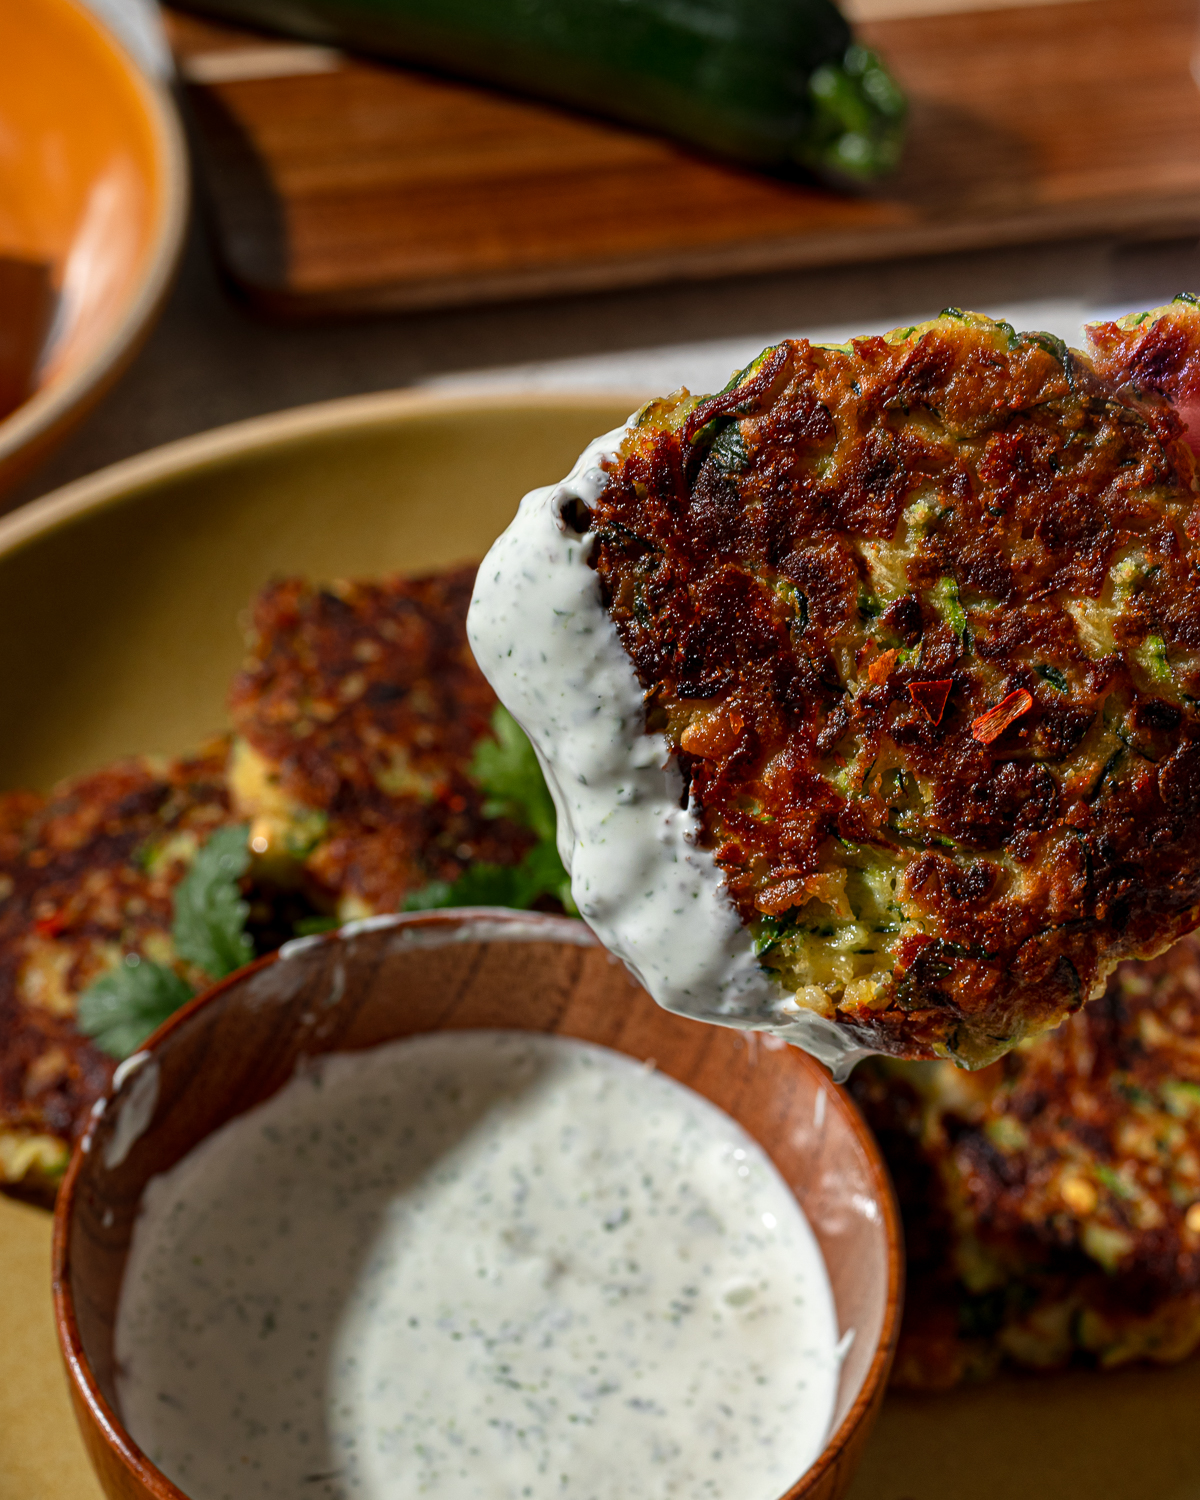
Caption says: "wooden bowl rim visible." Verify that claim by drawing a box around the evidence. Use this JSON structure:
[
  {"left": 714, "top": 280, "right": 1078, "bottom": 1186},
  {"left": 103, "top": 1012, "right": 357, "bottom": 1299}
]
[
  {"left": 0, "top": 0, "right": 189, "bottom": 480},
  {"left": 52, "top": 909, "right": 903, "bottom": 1500}
]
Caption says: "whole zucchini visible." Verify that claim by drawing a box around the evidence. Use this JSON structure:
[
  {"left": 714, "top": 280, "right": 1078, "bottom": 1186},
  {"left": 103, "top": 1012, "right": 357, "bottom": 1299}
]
[{"left": 181, "top": 0, "right": 907, "bottom": 182}]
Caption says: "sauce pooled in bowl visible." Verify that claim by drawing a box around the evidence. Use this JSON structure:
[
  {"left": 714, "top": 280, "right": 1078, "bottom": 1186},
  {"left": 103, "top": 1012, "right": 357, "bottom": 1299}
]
[{"left": 116, "top": 1030, "right": 841, "bottom": 1500}]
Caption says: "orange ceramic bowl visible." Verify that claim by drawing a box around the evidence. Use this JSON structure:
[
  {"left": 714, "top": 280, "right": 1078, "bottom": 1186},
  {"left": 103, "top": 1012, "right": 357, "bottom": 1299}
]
[{"left": 0, "top": 0, "right": 187, "bottom": 496}]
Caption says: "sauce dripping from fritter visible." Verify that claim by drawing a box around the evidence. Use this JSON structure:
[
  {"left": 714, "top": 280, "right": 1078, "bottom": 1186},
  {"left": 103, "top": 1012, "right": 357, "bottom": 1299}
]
[{"left": 468, "top": 424, "right": 873, "bottom": 1077}]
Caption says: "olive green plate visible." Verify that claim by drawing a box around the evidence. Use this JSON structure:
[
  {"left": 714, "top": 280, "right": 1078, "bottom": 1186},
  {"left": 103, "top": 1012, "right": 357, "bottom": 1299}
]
[
  {"left": 1, "top": 390, "right": 1198, "bottom": 1500},
  {"left": 0, "top": 390, "right": 635, "bottom": 791}
]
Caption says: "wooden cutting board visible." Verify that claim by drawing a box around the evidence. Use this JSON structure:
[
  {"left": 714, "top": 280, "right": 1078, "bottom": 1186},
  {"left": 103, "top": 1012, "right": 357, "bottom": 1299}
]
[{"left": 164, "top": 0, "right": 1200, "bottom": 317}]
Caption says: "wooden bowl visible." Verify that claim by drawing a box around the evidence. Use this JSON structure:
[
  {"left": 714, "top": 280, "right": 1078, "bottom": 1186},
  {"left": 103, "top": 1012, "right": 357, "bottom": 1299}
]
[
  {"left": 52, "top": 910, "right": 902, "bottom": 1500},
  {"left": 0, "top": 0, "right": 187, "bottom": 496}
]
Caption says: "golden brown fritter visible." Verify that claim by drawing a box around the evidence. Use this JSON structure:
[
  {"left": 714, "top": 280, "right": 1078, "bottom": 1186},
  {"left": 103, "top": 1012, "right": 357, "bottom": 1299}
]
[
  {"left": 227, "top": 568, "right": 535, "bottom": 918},
  {"left": 0, "top": 744, "right": 236, "bottom": 1200},
  {"left": 589, "top": 302, "right": 1200, "bottom": 1066},
  {"left": 0, "top": 567, "right": 554, "bottom": 1199},
  {"left": 1089, "top": 294, "right": 1200, "bottom": 434},
  {"left": 852, "top": 933, "right": 1200, "bottom": 1388}
]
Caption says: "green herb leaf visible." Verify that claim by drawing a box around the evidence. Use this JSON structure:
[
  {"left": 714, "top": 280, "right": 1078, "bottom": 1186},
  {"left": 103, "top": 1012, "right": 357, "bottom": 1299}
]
[
  {"left": 404, "top": 708, "right": 578, "bottom": 915},
  {"left": 75, "top": 825, "right": 254, "bottom": 1060},
  {"left": 751, "top": 913, "right": 794, "bottom": 957},
  {"left": 77, "top": 955, "right": 194, "bottom": 1059},
  {"left": 1161, "top": 1078, "right": 1200, "bottom": 1116},
  {"left": 403, "top": 839, "right": 575, "bottom": 916},
  {"left": 1035, "top": 664, "right": 1068, "bottom": 692},
  {"left": 292, "top": 914, "right": 339, "bottom": 937},
  {"left": 470, "top": 707, "right": 556, "bottom": 843},
  {"left": 171, "top": 824, "right": 254, "bottom": 979},
  {"left": 1094, "top": 1163, "right": 1137, "bottom": 1201},
  {"left": 518, "top": 837, "right": 575, "bottom": 912},
  {"left": 405, "top": 865, "right": 527, "bottom": 911},
  {"left": 402, "top": 880, "right": 457, "bottom": 912}
]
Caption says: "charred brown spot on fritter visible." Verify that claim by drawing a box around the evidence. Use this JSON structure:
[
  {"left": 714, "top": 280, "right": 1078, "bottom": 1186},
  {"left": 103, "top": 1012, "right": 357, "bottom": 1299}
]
[
  {"left": 853, "top": 933, "right": 1200, "bottom": 1387},
  {"left": 228, "top": 568, "right": 533, "bottom": 916},
  {"left": 0, "top": 745, "right": 235, "bottom": 1200},
  {"left": 1089, "top": 294, "right": 1200, "bottom": 416},
  {"left": 589, "top": 308, "right": 1200, "bottom": 1065}
]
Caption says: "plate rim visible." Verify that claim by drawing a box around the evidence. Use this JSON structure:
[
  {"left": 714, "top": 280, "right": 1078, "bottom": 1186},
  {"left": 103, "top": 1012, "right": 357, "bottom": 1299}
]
[{"left": 0, "top": 384, "right": 648, "bottom": 559}]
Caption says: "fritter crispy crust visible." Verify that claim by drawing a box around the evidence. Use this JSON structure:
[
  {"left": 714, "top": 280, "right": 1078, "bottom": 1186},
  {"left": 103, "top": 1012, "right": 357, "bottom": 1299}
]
[
  {"left": 1, "top": 568, "right": 536, "bottom": 1198},
  {"left": 227, "top": 568, "right": 534, "bottom": 917},
  {"left": 589, "top": 301, "right": 1200, "bottom": 1065},
  {"left": 853, "top": 933, "right": 1200, "bottom": 1387},
  {"left": 1088, "top": 295, "right": 1200, "bottom": 432},
  {"left": 0, "top": 745, "right": 234, "bottom": 1200}
]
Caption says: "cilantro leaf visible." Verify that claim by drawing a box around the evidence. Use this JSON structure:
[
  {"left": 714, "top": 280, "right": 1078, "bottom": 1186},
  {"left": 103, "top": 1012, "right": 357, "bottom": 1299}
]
[
  {"left": 292, "top": 914, "right": 340, "bottom": 937},
  {"left": 404, "top": 869, "right": 516, "bottom": 911},
  {"left": 172, "top": 824, "right": 254, "bottom": 979},
  {"left": 403, "top": 840, "right": 574, "bottom": 914},
  {"left": 403, "top": 880, "right": 457, "bottom": 911},
  {"left": 77, "top": 955, "right": 194, "bottom": 1059},
  {"left": 470, "top": 707, "right": 557, "bottom": 843},
  {"left": 404, "top": 715, "right": 576, "bottom": 916},
  {"left": 518, "top": 837, "right": 574, "bottom": 911},
  {"left": 76, "top": 824, "right": 256, "bottom": 1059}
]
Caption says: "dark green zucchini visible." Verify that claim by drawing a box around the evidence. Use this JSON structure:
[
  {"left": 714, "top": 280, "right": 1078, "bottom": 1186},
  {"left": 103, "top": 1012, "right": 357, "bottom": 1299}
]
[{"left": 181, "top": 0, "right": 907, "bottom": 182}]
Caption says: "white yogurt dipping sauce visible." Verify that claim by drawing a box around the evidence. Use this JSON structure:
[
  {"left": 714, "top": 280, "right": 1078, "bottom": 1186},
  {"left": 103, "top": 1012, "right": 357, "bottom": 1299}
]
[
  {"left": 117, "top": 1031, "right": 841, "bottom": 1500},
  {"left": 466, "top": 427, "right": 873, "bottom": 1079}
]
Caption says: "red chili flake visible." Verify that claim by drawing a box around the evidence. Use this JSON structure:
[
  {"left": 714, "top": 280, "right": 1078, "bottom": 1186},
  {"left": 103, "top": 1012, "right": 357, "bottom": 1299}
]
[
  {"left": 866, "top": 648, "right": 898, "bottom": 686},
  {"left": 907, "top": 678, "right": 953, "bottom": 725},
  {"left": 971, "top": 688, "right": 1033, "bottom": 744},
  {"left": 33, "top": 911, "right": 67, "bottom": 939}
]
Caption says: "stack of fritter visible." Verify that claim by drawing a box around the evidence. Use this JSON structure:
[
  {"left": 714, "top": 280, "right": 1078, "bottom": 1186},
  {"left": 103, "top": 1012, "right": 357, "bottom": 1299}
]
[
  {"left": 226, "top": 568, "right": 535, "bottom": 919},
  {"left": 0, "top": 566, "right": 542, "bottom": 1199},
  {"left": 0, "top": 745, "right": 235, "bottom": 1199},
  {"left": 853, "top": 934, "right": 1200, "bottom": 1387}
]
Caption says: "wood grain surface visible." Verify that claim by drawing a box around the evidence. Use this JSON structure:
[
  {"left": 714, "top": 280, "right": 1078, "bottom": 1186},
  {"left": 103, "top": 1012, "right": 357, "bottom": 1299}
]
[{"left": 165, "top": 0, "right": 1200, "bottom": 316}]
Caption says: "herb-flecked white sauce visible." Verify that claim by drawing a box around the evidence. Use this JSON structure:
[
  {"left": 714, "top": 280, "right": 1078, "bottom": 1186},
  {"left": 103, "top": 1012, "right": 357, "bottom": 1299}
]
[
  {"left": 116, "top": 1031, "right": 841, "bottom": 1500},
  {"left": 466, "top": 428, "right": 871, "bottom": 1079}
]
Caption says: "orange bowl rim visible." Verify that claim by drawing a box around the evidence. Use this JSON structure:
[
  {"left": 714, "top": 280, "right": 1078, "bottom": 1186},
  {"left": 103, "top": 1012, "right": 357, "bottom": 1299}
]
[{"left": 0, "top": 0, "right": 189, "bottom": 477}]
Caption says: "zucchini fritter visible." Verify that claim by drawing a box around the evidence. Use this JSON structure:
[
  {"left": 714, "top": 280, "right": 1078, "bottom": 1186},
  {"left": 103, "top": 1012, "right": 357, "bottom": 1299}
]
[
  {"left": 589, "top": 299, "right": 1200, "bottom": 1065},
  {"left": 0, "top": 745, "right": 236, "bottom": 1199},
  {"left": 853, "top": 933, "right": 1200, "bottom": 1388},
  {"left": 227, "top": 568, "right": 535, "bottom": 918},
  {"left": 1089, "top": 297, "right": 1200, "bottom": 434},
  {"left": 0, "top": 569, "right": 549, "bottom": 1198}
]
